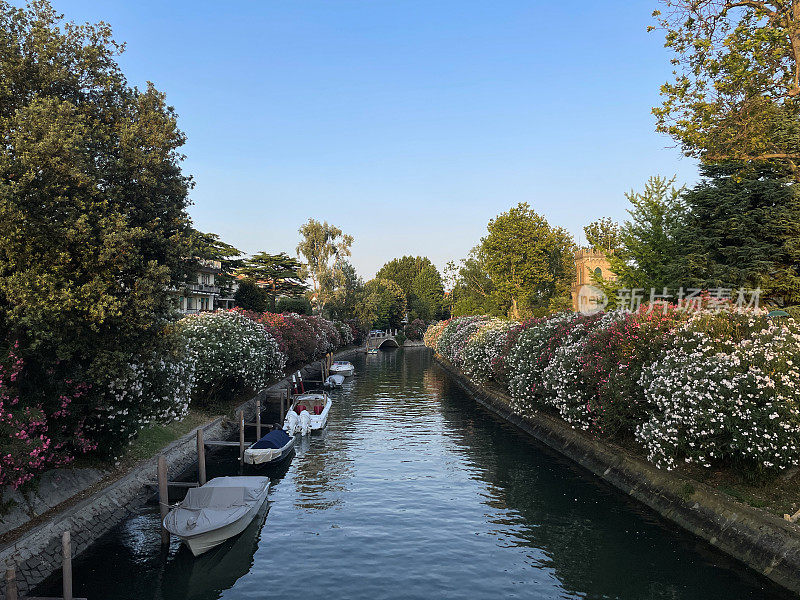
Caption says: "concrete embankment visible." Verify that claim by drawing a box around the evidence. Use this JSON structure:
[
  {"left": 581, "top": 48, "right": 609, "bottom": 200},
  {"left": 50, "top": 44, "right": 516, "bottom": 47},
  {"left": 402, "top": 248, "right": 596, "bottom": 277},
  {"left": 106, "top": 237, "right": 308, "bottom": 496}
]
[
  {"left": 434, "top": 355, "right": 800, "bottom": 597},
  {"left": 0, "top": 347, "right": 361, "bottom": 599}
]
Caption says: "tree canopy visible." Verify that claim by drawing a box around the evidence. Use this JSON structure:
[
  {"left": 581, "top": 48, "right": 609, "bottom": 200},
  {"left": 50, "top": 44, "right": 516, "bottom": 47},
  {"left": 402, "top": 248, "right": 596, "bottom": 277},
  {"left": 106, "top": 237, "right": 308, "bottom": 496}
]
[
  {"left": 605, "top": 176, "right": 685, "bottom": 292},
  {"left": 653, "top": 0, "right": 800, "bottom": 179},
  {"left": 480, "top": 203, "right": 575, "bottom": 317},
  {"left": 0, "top": 0, "right": 192, "bottom": 453},
  {"left": 584, "top": 217, "right": 622, "bottom": 252},
  {"left": 356, "top": 278, "right": 406, "bottom": 330},
  {"left": 237, "top": 252, "right": 306, "bottom": 310},
  {"left": 296, "top": 219, "right": 353, "bottom": 314},
  {"left": 376, "top": 255, "right": 444, "bottom": 322},
  {"left": 670, "top": 164, "right": 800, "bottom": 304}
]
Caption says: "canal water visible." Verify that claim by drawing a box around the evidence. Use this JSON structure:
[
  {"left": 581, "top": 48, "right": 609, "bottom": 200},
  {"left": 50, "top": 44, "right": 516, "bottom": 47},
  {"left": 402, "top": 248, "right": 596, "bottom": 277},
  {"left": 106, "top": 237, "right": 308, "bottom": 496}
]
[{"left": 37, "top": 348, "right": 793, "bottom": 599}]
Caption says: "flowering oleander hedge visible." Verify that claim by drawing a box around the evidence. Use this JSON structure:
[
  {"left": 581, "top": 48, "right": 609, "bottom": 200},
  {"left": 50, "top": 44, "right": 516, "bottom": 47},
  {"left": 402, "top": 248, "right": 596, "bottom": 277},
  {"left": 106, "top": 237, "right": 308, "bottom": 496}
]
[
  {"left": 0, "top": 342, "right": 96, "bottom": 489},
  {"left": 425, "top": 309, "right": 800, "bottom": 476},
  {"left": 234, "top": 309, "right": 352, "bottom": 366},
  {"left": 179, "top": 311, "right": 286, "bottom": 406},
  {"left": 90, "top": 324, "right": 196, "bottom": 445}
]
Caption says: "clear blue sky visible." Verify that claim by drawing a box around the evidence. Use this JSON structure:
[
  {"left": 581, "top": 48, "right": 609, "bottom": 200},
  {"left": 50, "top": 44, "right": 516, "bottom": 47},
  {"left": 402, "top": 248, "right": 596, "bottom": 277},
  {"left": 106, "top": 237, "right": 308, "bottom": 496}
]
[{"left": 50, "top": 0, "right": 698, "bottom": 278}]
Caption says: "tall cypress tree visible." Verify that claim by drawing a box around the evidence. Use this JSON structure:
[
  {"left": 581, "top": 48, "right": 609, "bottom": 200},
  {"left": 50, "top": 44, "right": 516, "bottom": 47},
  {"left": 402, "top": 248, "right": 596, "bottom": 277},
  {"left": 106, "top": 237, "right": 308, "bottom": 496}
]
[{"left": 671, "top": 164, "right": 800, "bottom": 305}]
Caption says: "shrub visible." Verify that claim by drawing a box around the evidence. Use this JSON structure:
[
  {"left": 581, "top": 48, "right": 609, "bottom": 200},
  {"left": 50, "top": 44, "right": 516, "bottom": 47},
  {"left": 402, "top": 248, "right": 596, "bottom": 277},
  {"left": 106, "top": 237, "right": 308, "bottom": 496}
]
[
  {"left": 461, "top": 319, "right": 518, "bottom": 381},
  {"left": 579, "top": 308, "right": 686, "bottom": 437},
  {"left": 636, "top": 311, "right": 800, "bottom": 473},
  {"left": 333, "top": 320, "right": 355, "bottom": 346},
  {"left": 405, "top": 318, "right": 426, "bottom": 341},
  {"left": 0, "top": 342, "right": 95, "bottom": 489},
  {"left": 179, "top": 311, "right": 286, "bottom": 406},
  {"left": 423, "top": 320, "right": 450, "bottom": 350},
  {"left": 538, "top": 313, "right": 604, "bottom": 429},
  {"left": 436, "top": 316, "right": 492, "bottom": 369},
  {"left": 506, "top": 312, "right": 577, "bottom": 416},
  {"left": 276, "top": 296, "right": 312, "bottom": 315},
  {"left": 90, "top": 324, "right": 196, "bottom": 447}
]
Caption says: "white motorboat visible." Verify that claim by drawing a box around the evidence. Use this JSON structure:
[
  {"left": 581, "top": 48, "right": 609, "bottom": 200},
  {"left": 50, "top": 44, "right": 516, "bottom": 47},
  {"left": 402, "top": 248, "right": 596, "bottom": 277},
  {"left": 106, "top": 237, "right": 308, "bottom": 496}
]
[
  {"left": 163, "top": 476, "right": 270, "bottom": 557},
  {"left": 283, "top": 392, "right": 331, "bottom": 435},
  {"left": 243, "top": 428, "right": 295, "bottom": 466},
  {"left": 324, "top": 374, "right": 345, "bottom": 388},
  {"left": 329, "top": 361, "right": 355, "bottom": 376}
]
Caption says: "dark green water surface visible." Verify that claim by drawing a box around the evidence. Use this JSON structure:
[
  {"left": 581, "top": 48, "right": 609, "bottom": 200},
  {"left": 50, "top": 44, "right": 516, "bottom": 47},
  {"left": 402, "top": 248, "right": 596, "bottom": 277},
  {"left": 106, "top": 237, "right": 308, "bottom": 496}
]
[{"left": 36, "top": 349, "right": 794, "bottom": 599}]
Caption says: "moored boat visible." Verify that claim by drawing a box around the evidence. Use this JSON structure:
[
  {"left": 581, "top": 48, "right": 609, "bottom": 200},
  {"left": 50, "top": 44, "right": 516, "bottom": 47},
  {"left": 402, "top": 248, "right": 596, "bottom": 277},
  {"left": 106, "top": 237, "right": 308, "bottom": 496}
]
[
  {"left": 324, "top": 374, "right": 345, "bottom": 388},
  {"left": 283, "top": 392, "right": 331, "bottom": 435},
  {"left": 163, "top": 476, "right": 270, "bottom": 557},
  {"left": 243, "top": 428, "right": 295, "bottom": 465},
  {"left": 329, "top": 360, "right": 355, "bottom": 376}
]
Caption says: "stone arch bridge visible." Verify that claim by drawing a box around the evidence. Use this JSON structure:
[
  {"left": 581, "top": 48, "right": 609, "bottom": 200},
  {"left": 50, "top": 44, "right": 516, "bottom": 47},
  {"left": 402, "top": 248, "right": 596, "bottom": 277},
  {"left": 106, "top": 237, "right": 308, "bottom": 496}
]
[{"left": 366, "top": 330, "right": 401, "bottom": 351}]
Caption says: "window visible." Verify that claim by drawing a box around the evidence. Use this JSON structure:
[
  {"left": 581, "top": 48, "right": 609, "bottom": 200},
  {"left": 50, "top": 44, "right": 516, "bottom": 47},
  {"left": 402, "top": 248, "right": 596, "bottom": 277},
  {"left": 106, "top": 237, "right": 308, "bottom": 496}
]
[{"left": 594, "top": 267, "right": 602, "bottom": 279}]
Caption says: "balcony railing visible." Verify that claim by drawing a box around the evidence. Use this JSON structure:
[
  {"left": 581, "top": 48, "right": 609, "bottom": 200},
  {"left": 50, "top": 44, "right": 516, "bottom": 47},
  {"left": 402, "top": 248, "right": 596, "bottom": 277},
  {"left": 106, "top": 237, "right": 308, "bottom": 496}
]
[{"left": 186, "top": 283, "right": 220, "bottom": 294}]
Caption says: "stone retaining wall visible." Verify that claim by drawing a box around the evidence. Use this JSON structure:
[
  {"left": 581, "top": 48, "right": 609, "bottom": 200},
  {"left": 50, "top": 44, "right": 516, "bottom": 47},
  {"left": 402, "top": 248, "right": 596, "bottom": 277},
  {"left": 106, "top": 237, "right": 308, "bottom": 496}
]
[
  {"left": 434, "top": 356, "right": 800, "bottom": 597},
  {"left": 0, "top": 347, "right": 360, "bottom": 599}
]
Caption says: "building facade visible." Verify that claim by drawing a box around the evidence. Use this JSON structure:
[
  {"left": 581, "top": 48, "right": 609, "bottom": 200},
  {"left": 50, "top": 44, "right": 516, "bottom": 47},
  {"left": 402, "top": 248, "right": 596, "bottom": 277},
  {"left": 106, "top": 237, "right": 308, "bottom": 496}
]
[
  {"left": 174, "top": 259, "right": 225, "bottom": 314},
  {"left": 571, "top": 248, "right": 614, "bottom": 313}
]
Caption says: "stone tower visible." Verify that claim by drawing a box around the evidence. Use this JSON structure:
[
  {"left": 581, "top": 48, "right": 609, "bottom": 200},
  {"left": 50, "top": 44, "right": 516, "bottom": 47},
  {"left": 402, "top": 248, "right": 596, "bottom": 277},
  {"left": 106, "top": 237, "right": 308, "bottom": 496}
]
[{"left": 571, "top": 248, "right": 614, "bottom": 312}]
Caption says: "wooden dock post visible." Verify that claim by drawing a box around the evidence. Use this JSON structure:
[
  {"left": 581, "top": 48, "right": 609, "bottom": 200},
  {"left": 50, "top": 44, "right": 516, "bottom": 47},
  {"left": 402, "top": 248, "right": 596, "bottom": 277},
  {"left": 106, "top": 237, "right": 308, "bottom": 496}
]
[
  {"left": 5, "top": 567, "right": 17, "bottom": 600},
  {"left": 256, "top": 399, "right": 262, "bottom": 440},
  {"left": 196, "top": 429, "right": 206, "bottom": 486},
  {"left": 62, "top": 531, "right": 72, "bottom": 600},
  {"left": 157, "top": 456, "right": 170, "bottom": 546},
  {"left": 238, "top": 410, "right": 245, "bottom": 462},
  {"left": 280, "top": 389, "right": 286, "bottom": 423}
]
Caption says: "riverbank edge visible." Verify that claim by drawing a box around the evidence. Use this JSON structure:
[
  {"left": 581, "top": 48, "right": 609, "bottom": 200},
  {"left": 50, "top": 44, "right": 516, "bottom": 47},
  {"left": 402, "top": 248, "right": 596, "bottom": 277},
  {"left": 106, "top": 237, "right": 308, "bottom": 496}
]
[
  {"left": 0, "top": 347, "right": 362, "bottom": 599},
  {"left": 434, "top": 355, "right": 800, "bottom": 597}
]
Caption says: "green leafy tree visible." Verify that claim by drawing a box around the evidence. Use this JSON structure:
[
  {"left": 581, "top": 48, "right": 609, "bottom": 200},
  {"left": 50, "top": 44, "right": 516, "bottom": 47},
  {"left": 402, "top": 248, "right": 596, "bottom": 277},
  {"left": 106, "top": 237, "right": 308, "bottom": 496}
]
[
  {"left": 327, "top": 259, "right": 363, "bottom": 321},
  {"left": 480, "top": 203, "right": 575, "bottom": 318},
  {"left": 356, "top": 278, "right": 407, "bottom": 330},
  {"left": 296, "top": 219, "right": 353, "bottom": 314},
  {"left": 0, "top": 1, "right": 192, "bottom": 452},
  {"left": 377, "top": 256, "right": 432, "bottom": 293},
  {"left": 377, "top": 256, "right": 443, "bottom": 322},
  {"left": 652, "top": 0, "right": 800, "bottom": 178},
  {"left": 237, "top": 252, "right": 306, "bottom": 311},
  {"left": 670, "top": 163, "right": 800, "bottom": 304},
  {"left": 410, "top": 264, "right": 444, "bottom": 322},
  {"left": 445, "top": 252, "right": 501, "bottom": 318},
  {"left": 233, "top": 279, "right": 269, "bottom": 313},
  {"left": 190, "top": 230, "right": 243, "bottom": 297},
  {"left": 584, "top": 217, "right": 622, "bottom": 251},
  {"left": 605, "top": 176, "right": 686, "bottom": 293},
  {"left": 275, "top": 296, "right": 313, "bottom": 315}
]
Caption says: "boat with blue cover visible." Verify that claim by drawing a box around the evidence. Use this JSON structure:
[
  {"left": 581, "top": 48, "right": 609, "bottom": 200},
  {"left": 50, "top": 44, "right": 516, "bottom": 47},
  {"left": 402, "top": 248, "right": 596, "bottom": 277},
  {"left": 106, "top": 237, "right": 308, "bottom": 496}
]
[{"left": 243, "top": 428, "right": 295, "bottom": 465}]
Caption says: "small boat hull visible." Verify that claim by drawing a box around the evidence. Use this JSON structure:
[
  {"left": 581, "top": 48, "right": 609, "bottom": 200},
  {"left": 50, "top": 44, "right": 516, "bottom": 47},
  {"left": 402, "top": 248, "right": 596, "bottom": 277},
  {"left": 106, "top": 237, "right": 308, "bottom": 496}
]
[
  {"left": 283, "top": 393, "right": 332, "bottom": 434},
  {"left": 181, "top": 505, "right": 261, "bottom": 556},
  {"left": 164, "top": 476, "right": 270, "bottom": 557},
  {"left": 330, "top": 362, "right": 355, "bottom": 376},
  {"left": 324, "top": 374, "right": 344, "bottom": 388},
  {"left": 244, "top": 435, "right": 295, "bottom": 465}
]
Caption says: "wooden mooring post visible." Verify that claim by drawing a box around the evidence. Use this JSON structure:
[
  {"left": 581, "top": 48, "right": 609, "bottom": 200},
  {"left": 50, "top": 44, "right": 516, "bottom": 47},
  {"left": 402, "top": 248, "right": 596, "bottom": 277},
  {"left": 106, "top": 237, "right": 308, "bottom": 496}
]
[
  {"left": 61, "top": 531, "right": 72, "bottom": 600},
  {"left": 157, "top": 455, "right": 170, "bottom": 546},
  {"left": 5, "top": 567, "right": 17, "bottom": 600},
  {"left": 256, "top": 399, "right": 262, "bottom": 440},
  {"left": 196, "top": 429, "right": 207, "bottom": 486},
  {"left": 239, "top": 410, "right": 245, "bottom": 463},
  {"left": 280, "top": 389, "right": 286, "bottom": 423}
]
